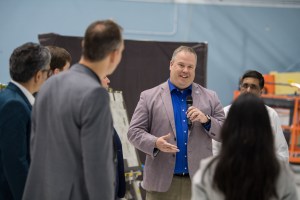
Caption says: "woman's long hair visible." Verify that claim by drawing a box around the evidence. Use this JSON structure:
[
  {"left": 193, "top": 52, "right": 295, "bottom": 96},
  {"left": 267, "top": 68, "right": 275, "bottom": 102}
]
[{"left": 209, "top": 93, "right": 280, "bottom": 200}]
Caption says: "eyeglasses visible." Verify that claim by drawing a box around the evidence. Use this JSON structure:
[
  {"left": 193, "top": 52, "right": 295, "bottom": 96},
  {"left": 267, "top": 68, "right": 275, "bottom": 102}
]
[{"left": 240, "top": 83, "right": 260, "bottom": 91}]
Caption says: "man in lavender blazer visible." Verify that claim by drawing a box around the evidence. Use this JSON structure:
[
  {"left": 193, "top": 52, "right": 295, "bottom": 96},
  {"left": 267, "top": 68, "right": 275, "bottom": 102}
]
[{"left": 127, "top": 46, "right": 225, "bottom": 200}]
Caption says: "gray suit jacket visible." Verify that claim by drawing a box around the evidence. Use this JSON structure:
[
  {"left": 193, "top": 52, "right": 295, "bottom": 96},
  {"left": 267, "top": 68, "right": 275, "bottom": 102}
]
[
  {"left": 127, "top": 81, "right": 225, "bottom": 192},
  {"left": 22, "top": 64, "right": 115, "bottom": 200}
]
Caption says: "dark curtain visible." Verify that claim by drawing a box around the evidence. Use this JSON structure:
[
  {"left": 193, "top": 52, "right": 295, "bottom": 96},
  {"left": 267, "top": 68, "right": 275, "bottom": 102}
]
[{"left": 38, "top": 33, "right": 208, "bottom": 121}]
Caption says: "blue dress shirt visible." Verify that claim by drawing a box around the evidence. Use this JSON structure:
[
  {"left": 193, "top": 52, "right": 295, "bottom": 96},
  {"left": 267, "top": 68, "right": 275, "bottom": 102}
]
[{"left": 168, "top": 80, "right": 191, "bottom": 175}]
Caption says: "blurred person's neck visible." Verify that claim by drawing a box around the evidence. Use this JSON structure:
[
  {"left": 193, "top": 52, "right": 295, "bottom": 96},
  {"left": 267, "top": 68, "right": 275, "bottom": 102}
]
[
  {"left": 79, "top": 57, "right": 110, "bottom": 81},
  {"left": 13, "top": 78, "right": 40, "bottom": 95}
]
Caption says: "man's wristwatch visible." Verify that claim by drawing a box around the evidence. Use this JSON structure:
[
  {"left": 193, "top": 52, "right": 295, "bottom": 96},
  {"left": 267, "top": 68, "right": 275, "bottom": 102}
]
[{"left": 202, "top": 114, "right": 211, "bottom": 125}]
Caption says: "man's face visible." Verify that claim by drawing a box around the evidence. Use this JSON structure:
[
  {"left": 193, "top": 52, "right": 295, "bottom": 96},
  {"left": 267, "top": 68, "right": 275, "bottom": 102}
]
[
  {"left": 240, "top": 77, "right": 262, "bottom": 96},
  {"left": 169, "top": 51, "right": 196, "bottom": 89}
]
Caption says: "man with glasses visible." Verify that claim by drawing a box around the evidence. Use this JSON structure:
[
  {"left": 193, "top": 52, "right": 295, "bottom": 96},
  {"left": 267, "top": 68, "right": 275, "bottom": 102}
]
[
  {"left": 0, "top": 42, "right": 51, "bottom": 200},
  {"left": 213, "top": 70, "right": 289, "bottom": 163}
]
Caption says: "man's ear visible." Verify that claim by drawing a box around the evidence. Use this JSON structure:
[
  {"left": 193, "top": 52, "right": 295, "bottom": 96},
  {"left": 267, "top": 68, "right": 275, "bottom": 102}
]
[
  {"left": 34, "top": 70, "right": 42, "bottom": 83},
  {"left": 260, "top": 87, "right": 265, "bottom": 95},
  {"left": 54, "top": 68, "right": 60, "bottom": 75},
  {"left": 109, "top": 50, "right": 117, "bottom": 63},
  {"left": 169, "top": 61, "right": 173, "bottom": 70}
]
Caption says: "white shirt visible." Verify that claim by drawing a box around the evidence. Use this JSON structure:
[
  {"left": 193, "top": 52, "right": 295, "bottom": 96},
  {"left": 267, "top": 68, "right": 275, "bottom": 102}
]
[
  {"left": 212, "top": 104, "right": 289, "bottom": 163},
  {"left": 11, "top": 80, "right": 35, "bottom": 106}
]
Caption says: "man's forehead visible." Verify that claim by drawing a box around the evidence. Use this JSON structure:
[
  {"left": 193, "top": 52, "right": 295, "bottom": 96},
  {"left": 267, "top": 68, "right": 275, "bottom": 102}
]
[{"left": 242, "top": 77, "right": 260, "bottom": 85}]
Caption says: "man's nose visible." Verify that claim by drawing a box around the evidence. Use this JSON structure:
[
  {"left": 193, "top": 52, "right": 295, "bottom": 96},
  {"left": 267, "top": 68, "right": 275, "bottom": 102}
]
[{"left": 182, "top": 66, "right": 188, "bottom": 72}]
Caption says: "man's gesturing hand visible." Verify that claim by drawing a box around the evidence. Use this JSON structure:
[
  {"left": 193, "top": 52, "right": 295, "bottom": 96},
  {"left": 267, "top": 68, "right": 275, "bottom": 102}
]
[{"left": 155, "top": 133, "right": 179, "bottom": 153}]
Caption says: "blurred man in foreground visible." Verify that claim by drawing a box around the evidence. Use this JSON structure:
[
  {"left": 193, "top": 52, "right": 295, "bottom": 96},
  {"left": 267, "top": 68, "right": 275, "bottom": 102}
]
[{"left": 23, "top": 20, "right": 124, "bottom": 200}]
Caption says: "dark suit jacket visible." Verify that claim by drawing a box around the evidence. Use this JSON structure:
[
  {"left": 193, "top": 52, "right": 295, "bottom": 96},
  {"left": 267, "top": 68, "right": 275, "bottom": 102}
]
[
  {"left": 23, "top": 64, "right": 115, "bottom": 200},
  {"left": 113, "top": 129, "right": 126, "bottom": 199},
  {"left": 0, "top": 82, "right": 32, "bottom": 200}
]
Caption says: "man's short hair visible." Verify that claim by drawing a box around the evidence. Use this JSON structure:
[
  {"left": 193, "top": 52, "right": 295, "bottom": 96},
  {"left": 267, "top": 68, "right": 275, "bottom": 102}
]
[
  {"left": 171, "top": 46, "right": 197, "bottom": 64},
  {"left": 47, "top": 46, "right": 72, "bottom": 71},
  {"left": 240, "top": 70, "right": 264, "bottom": 89},
  {"left": 82, "top": 19, "right": 123, "bottom": 62},
  {"left": 9, "top": 42, "right": 51, "bottom": 83}
]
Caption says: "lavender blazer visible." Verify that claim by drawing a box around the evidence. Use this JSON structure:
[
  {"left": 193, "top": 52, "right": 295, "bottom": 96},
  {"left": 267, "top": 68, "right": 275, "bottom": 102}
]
[{"left": 127, "top": 81, "right": 225, "bottom": 192}]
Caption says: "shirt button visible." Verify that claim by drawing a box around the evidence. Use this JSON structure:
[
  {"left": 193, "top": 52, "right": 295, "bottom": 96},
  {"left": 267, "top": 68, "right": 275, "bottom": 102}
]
[
  {"left": 184, "top": 131, "right": 186, "bottom": 133},
  {"left": 183, "top": 120, "right": 185, "bottom": 122},
  {"left": 185, "top": 143, "right": 187, "bottom": 145}
]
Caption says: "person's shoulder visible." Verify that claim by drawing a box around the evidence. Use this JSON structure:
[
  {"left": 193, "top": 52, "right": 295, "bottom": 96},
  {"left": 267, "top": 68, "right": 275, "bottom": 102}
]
[
  {"left": 223, "top": 105, "right": 231, "bottom": 114},
  {"left": 0, "top": 87, "right": 26, "bottom": 105},
  {"left": 141, "top": 81, "right": 167, "bottom": 95},
  {"left": 192, "top": 83, "right": 217, "bottom": 95},
  {"left": 195, "top": 156, "right": 218, "bottom": 182},
  {"left": 0, "top": 97, "right": 29, "bottom": 118},
  {"left": 265, "top": 105, "right": 279, "bottom": 118},
  {"left": 199, "top": 156, "right": 218, "bottom": 170},
  {"left": 265, "top": 105, "right": 276, "bottom": 112}
]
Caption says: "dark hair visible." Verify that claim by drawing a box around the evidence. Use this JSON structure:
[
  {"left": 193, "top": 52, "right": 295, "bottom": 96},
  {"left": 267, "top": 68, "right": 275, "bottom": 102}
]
[
  {"left": 204, "top": 93, "right": 280, "bottom": 200},
  {"left": 9, "top": 42, "right": 51, "bottom": 83},
  {"left": 240, "top": 70, "right": 264, "bottom": 89},
  {"left": 47, "top": 46, "right": 72, "bottom": 72},
  {"left": 82, "top": 19, "right": 123, "bottom": 62}
]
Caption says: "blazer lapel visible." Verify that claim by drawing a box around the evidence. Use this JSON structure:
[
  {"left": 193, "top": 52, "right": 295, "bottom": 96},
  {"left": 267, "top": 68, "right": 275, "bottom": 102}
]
[
  {"left": 188, "top": 83, "right": 201, "bottom": 135},
  {"left": 160, "top": 82, "right": 176, "bottom": 136}
]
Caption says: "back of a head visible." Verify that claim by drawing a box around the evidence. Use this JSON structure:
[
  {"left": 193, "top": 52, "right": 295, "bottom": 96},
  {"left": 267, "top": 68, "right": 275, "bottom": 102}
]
[
  {"left": 222, "top": 93, "right": 273, "bottom": 155},
  {"left": 212, "top": 93, "right": 280, "bottom": 200},
  {"left": 9, "top": 42, "right": 51, "bottom": 83},
  {"left": 82, "top": 19, "right": 123, "bottom": 62},
  {"left": 47, "top": 46, "right": 72, "bottom": 71}
]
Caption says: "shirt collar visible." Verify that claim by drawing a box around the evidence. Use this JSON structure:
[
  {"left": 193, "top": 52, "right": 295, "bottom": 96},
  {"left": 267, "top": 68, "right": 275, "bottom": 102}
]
[
  {"left": 11, "top": 80, "right": 35, "bottom": 106},
  {"left": 168, "top": 79, "right": 192, "bottom": 93}
]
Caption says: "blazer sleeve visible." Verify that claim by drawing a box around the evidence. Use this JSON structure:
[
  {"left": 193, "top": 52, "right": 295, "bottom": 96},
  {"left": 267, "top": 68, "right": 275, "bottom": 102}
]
[
  {"left": 0, "top": 100, "right": 30, "bottom": 200},
  {"left": 80, "top": 88, "right": 115, "bottom": 199},
  {"left": 207, "top": 91, "right": 225, "bottom": 142},
  {"left": 127, "top": 91, "right": 158, "bottom": 156}
]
